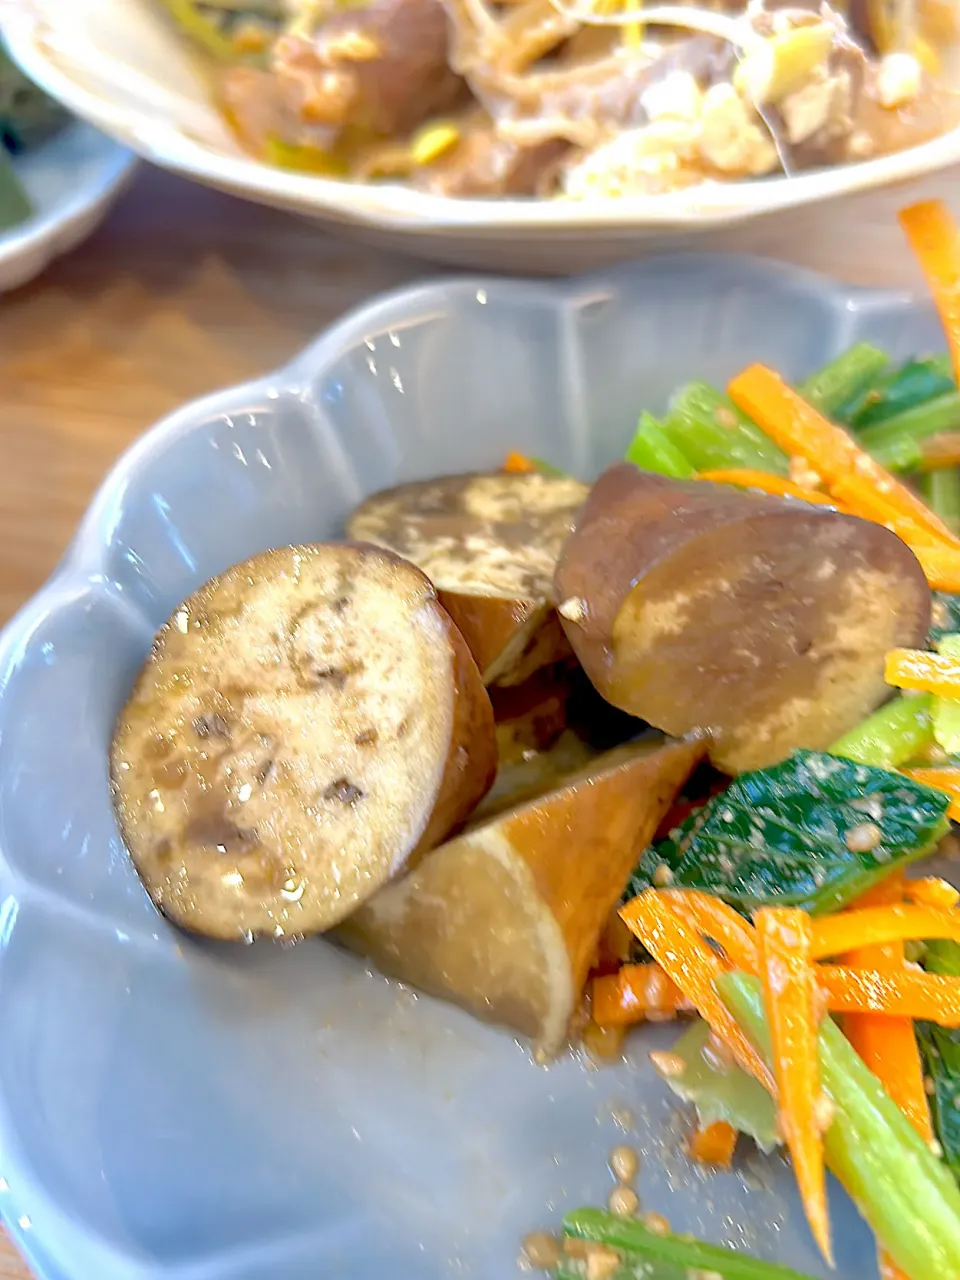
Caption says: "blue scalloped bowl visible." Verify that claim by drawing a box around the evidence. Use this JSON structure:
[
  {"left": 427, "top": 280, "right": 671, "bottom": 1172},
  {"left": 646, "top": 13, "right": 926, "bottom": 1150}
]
[{"left": 0, "top": 258, "right": 948, "bottom": 1280}]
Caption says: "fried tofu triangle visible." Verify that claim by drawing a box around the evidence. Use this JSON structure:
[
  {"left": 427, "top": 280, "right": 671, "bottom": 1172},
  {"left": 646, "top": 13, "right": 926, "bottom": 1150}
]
[
  {"left": 336, "top": 735, "right": 704, "bottom": 1056},
  {"left": 347, "top": 471, "right": 588, "bottom": 686},
  {"left": 111, "top": 543, "right": 497, "bottom": 941},
  {"left": 555, "top": 465, "right": 932, "bottom": 774}
]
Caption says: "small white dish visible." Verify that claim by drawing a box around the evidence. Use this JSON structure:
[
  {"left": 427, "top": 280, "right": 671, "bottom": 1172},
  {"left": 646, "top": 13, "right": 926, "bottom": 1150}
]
[
  {"left": 0, "top": 116, "right": 135, "bottom": 293},
  {"left": 2, "top": 0, "right": 959, "bottom": 272}
]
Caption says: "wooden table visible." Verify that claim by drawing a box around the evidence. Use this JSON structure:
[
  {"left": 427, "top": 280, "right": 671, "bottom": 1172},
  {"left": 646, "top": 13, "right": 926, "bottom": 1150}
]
[{"left": 0, "top": 162, "right": 957, "bottom": 1277}]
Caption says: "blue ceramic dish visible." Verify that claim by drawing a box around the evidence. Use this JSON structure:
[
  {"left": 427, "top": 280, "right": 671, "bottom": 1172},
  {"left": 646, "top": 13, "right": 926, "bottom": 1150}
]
[{"left": 0, "top": 257, "right": 948, "bottom": 1280}]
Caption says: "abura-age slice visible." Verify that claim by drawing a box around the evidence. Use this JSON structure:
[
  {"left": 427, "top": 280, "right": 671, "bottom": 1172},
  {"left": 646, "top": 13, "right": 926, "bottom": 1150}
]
[{"left": 111, "top": 543, "right": 497, "bottom": 941}]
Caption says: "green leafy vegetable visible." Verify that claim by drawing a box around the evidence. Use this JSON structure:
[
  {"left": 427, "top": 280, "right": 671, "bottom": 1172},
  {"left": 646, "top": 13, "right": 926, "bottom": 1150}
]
[
  {"left": 858, "top": 391, "right": 960, "bottom": 471},
  {"left": 917, "top": 1021, "right": 960, "bottom": 1185},
  {"left": 663, "top": 382, "right": 788, "bottom": 475},
  {"left": 844, "top": 356, "right": 956, "bottom": 430},
  {"left": 560, "top": 1208, "right": 818, "bottom": 1280},
  {"left": 651, "top": 1017, "right": 780, "bottom": 1152},
  {"left": 925, "top": 939, "right": 960, "bottom": 978},
  {"left": 799, "top": 343, "right": 890, "bottom": 419},
  {"left": 624, "top": 411, "right": 695, "bottom": 478},
  {"left": 628, "top": 751, "right": 950, "bottom": 915},
  {"left": 923, "top": 469, "right": 960, "bottom": 537},
  {"left": 721, "top": 972, "right": 960, "bottom": 1280}
]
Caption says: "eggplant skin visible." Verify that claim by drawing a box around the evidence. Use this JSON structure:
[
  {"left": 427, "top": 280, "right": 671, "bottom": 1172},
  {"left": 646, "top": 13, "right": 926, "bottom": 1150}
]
[
  {"left": 110, "top": 542, "right": 497, "bottom": 942},
  {"left": 555, "top": 465, "right": 932, "bottom": 774}
]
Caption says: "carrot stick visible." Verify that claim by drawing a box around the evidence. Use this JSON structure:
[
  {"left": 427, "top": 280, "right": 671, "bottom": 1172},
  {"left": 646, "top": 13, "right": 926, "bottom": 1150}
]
[
  {"left": 899, "top": 200, "right": 960, "bottom": 385},
  {"left": 840, "top": 876, "right": 934, "bottom": 1145},
  {"left": 592, "top": 963, "right": 694, "bottom": 1027},
  {"left": 662, "top": 888, "right": 759, "bottom": 972},
  {"left": 502, "top": 451, "right": 535, "bottom": 473},
  {"left": 728, "top": 364, "right": 957, "bottom": 543},
  {"left": 810, "top": 904, "right": 960, "bottom": 959},
  {"left": 819, "top": 964, "right": 960, "bottom": 1024},
  {"left": 688, "top": 1120, "right": 738, "bottom": 1168},
  {"left": 902, "top": 765, "right": 960, "bottom": 797},
  {"left": 906, "top": 877, "right": 960, "bottom": 910},
  {"left": 909, "top": 541, "right": 960, "bottom": 592},
  {"left": 755, "top": 907, "right": 833, "bottom": 1266},
  {"left": 619, "top": 890, "right": 775, "bottom": 1091},
  {"left": 696, "top": 469, "right": 838, "bottom": 506},
  {"left": 828, "top": 474, "right": 949, "bottom": 548},
  {"left": 885, "top": 648, "right": 960, "bottom": 697}
]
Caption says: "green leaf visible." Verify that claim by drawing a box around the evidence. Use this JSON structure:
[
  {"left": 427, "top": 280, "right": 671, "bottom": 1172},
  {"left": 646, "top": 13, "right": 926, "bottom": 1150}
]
[
  {"left": 925, "top": 939, "right": 960, "bottom": 978},
  {"left": 0, "top": 144, "right": 30, "bottom": 232},
  {"left": 845, "top": 356, "right": 956, "bottom": 429},
  {"left": 651, "top": 1018, "right": 780, "bottom": 1152},
  {"left": 916, "top": 1022, "right": 960, "bottom": 1184},
  {"left": 628, "top": 750, "right": 950, "bottom": 915}
]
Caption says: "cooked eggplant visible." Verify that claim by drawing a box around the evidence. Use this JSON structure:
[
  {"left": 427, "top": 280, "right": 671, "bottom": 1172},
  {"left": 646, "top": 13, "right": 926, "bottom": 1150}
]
[
  {"left": 347, "top": 471, "right": 588, "bottom": 687},
  {"left": 111, "top": 542, "right": 497, "bottom": 941},
  {"left": 554, "top": 465, "right": 932, "bottom": 774},
  {"left": 336, "top": 735, "right": 704, "bottom": 1055}
]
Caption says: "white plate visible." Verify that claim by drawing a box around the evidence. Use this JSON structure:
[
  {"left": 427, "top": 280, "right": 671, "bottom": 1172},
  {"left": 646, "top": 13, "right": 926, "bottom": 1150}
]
[
  {"left": 0, "top": 116, "right": 135, "bottom": 293},
  {"left": 2, "top": 0, "right": 959, "bottom": 273}
]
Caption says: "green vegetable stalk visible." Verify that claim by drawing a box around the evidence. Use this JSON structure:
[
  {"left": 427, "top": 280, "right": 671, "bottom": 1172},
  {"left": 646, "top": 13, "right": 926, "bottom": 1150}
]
[
  {"left": 829, "top": 694, "right": 935, "bottom": 769},
  {"left": 845, "top": 357, "right": 956, "bottom": 431},
  {"left": 922, "top": 469, "right": 960, "bottom": 537},
  {"left": 663, "top": 383, "right": 788, "bottom": 475},
  {"left": 560, "top": 1208, "right": 819, "bottom": 1280},
  {"left": 799, "top": 344, "right": 890, "bottom": 419},
  {"left": 720, "top": 972, "right": 960, "bottom": 1280},
  {"left": 624, "top": 412, "right": 695, "bottom": 479},
  {"left": 628, "top": 750, "right": 949, "bottom": 915},
  {"left": 858, "top": 392, "right": 960, "bottom": 471}
]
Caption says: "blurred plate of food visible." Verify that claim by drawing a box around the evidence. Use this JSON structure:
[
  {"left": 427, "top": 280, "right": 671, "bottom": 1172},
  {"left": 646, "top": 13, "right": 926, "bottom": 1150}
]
[
  {"left": 0, "top": 40, "right": 135, "bottom": 293},
  {"left": 0, "top": 0, "right": 957, "bottom": 272}
]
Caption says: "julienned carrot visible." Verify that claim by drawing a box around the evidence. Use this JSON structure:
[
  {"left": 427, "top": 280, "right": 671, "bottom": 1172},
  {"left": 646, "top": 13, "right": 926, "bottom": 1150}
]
[
  {"left": 910, "top": 541, "right": 960, "bottom": 592},
  {"left": 502, "top": 450, "right": 535, "bottom": 473},
  {"left": 840, "top": 876, "right": 934, "bottom": 1146},
  {"left": 819, "top": 965, "right": 960, "bottom": 1024},
  {"left": 591, "top": 963, "right": 694, "bottom": 1027},
  {"left": 899, "top": 201, "right": 960, "bottom": 385},
  {"left": 755, "top": 908, "right": 833, "bottom": 1266},
  {"left": 885, "top": 648, "right": 960, "bottom": 697},
  {"left": 828, "top": 474, "right": 948, "bottom": 548},
  {"left": 696, "top": 469, "right": 837, "bottom": 506},
  {"left": 902, "top": 765, "right": 960, "bottom": 795},
  {"left": 688, "top": 1120, "right": 738, "bottom": 1168},
  {"left": 727, "top": 364, "right": 957, "bottom": 543},
  {"left": 810, "top": 904, "right": 960, "bottom": 960},
  {"left": 662, "top": 888, "right": 759, "bottom": 972},
  {"left": 906, "top": 877, "right": 960, "bottom": 910},
  {"left": 619, "top": 890, "right": 775, "bottom": 1091}
]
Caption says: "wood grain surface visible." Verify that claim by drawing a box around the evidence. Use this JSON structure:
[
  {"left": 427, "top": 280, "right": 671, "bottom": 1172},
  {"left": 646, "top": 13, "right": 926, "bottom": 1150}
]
[{"left": 0, "top": 162, "right": 957, "bottom": 1277}]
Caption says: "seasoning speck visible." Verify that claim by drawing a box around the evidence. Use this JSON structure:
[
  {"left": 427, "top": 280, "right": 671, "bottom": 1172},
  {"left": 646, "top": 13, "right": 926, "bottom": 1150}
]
[
  {"left": 518, "top": 1232, "right": 560, "bottom": 1271},
  {"left": 649, "top": 1050, "right": 686, "bottom": 1078},
  {"left": 844, "top": 821, "right": 882, "bottom": 853},
  {"left": 558, "top": 597, "right": 586, "bottom": 624},
  {"left": 643, "top": 1211, "right": 671, "bottom": 1236},
  {"left": 608, "top": 1184, "right": 639, "bottom": 1217},
  {"left": 609, "top": 1144, "right": 639, "bottom": 1182}
]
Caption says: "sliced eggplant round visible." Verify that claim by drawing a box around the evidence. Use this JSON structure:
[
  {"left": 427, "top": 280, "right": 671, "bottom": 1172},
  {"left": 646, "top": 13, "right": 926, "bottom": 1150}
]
[
  {"left": 111, "top": 542, "right": 497, "bottom": 941},
  {"left": 347, "top": 471, "right": 588, "bottom": 686}
]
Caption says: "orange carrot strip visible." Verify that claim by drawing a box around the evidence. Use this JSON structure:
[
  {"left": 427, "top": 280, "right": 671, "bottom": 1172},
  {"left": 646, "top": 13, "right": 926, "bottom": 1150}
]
[
  {"left": 619, "top": 890, "right": 775, "bottom": 1091},
  {"left": 828, "top": 474, "right": 950, "bottom": 548},
  {"left": 840, "top": 876, "right": 935, "bottom": 1144},
  {"left": 906, "top": 877, "right": 960, "bottom": 910},
  {"left": 696, "top": 469, "right": 838, "bottom": 507},
  {"left": 591, "top": 963, "right": 694, "bottom": 1027},
  {"left": 885, "top": 648, "right": 960, "bottom": 697},
  {"left": 951, "top": 799, "right": 960, "bottom": 823},
  {"left": 819, "top": 964, "right": 960, "bottom": 1024},
  {"left": 810, "top": 904, "right": 960, "bottom": 960},
  {"left": 502, "top": 451, "right": 535, "bottom": 473},
  {"left": 756, "top": 908, "right": 832, "bottom": 1266},
  {"left": 662, "top": 888, "right": 759, "bottom": 972},
  {"left": 727, "top": 364, "right": 957, "bottom": 542},
  {"left": 688, "top": 1120, "right": 738, "bottom": 1168},
  {"left": 910, "top": 542, "right": 960, "bottom": 592},
  {"left": 899, "top": 200, "right": 960, "bottom": 385},
  {"left": 903, "top": 765, "right": 960, "bottom": 796}
]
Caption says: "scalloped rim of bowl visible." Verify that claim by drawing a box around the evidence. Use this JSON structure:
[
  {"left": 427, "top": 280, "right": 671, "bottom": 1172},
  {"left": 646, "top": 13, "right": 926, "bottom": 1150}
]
[{"left": 2, "top": 0, "right": 959, "bottom": 236}]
